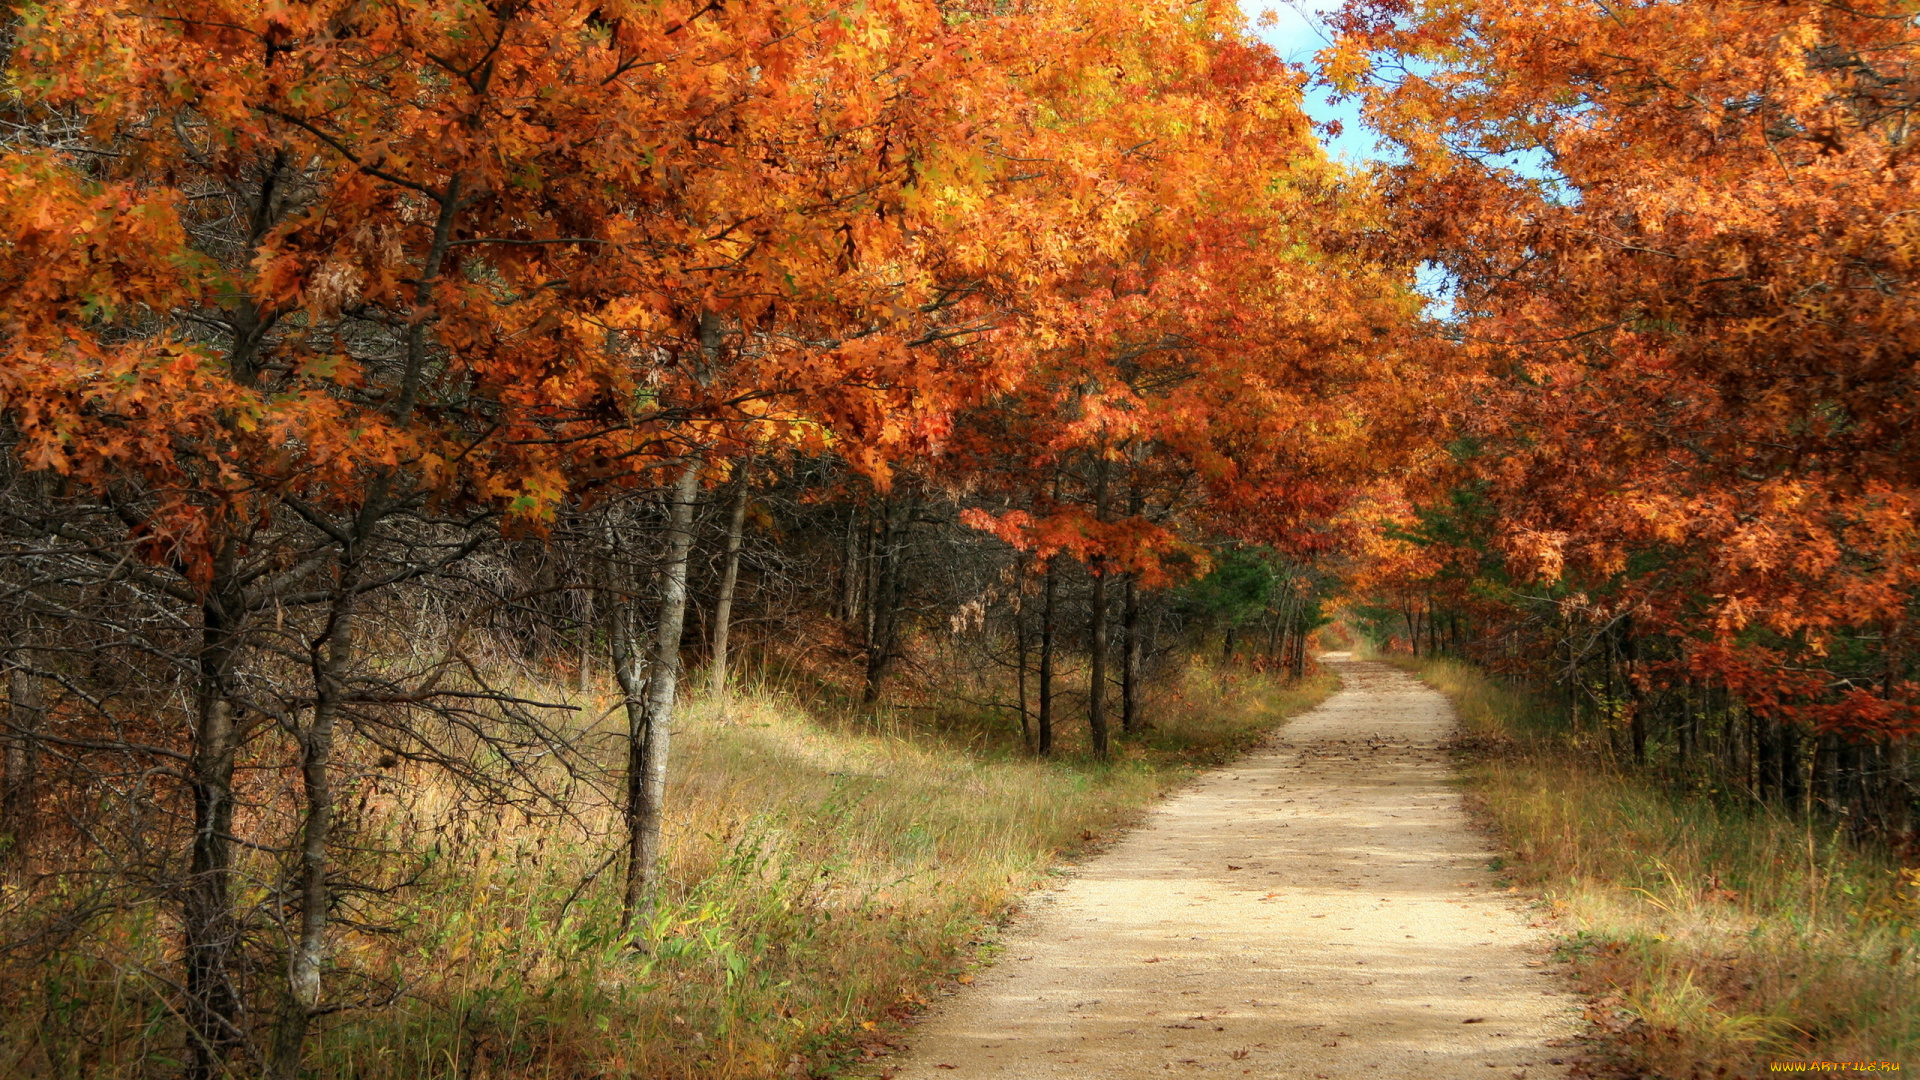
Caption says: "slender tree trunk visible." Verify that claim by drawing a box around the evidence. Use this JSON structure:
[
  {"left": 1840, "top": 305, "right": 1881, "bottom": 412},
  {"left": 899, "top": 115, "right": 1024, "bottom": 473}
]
[
  {"left": 609, "top": 557, "right": 648, "bottom": 820},
  {"left": 1121, "top": 575, "right": 1142, "bottom": 735},
  {"left": 1038, "top": 558, "right": 1056, "bottom": 757},
  {"left": 1275, "top": 620, "right": 1289, "bottom": 676},
  {"left": 1623, "top": 627, "right": 1646, "bottom": 769},
  {"left": 1840, "top": 740, "right": 1864, "bottom": 832},
  {"left": 269, "top": 563, "right": 361, "bottom": 1080},
  {"left": 1866, "top": 741, "right": 1890, "bottom": 837},
  {"left": 1678, "top": 679, "right": 1694, "bottom": 772},
  {"left": 1088, "top": 567, "right": 1110, "bottom": 759},
  {"left": 1720, "top": 690, "right": 1739, "bottom": 794},
  {"left": 1763, "top": 716, "right": 1782, "bottom": 803},
  {"left": 576, "top": 588, "right": 595, "bottom": 694},
  {"left": 623, "top": 454, "right": 703, "bottom": 922},
  {"left": 185, "top": 544, "right": 248, "bottom": 1080},
  {"left": 863, "top": 513, "right": 882, "bottom": 652},
  {"left": 182, "top": 164, "right": 296, "bottom": 1080},
  {"left": 2, "top": 648, "right": 43, "bottom": 873},
  {"left": 1781, "top": 721, "right": 1804, "bottom": 813},
  {"left": 1120, "top": 482, "right": 1145, "bottom": 735},
  {"left": 1278, "top": 583, "right": 1305, "bottom": 681},
  {"left": 1887, "top": 623, "right": 1911, "bottom": 837},
  {"left": 863, "top": 503, "right": 906, "bottom": 704},
  {"left": 1291, "top": 600, "right": 1308, "bottom": 682},
  {"left": 1744, "top": 708, "right": 1760, "bottom": 801},
  {"left": 1890, "top": 737, "right": 1912, "bottom": 840},
  {"left": 708, "top": 461, "right": 752, "bottom": 714},
  {"left": 1087, "top": 466, "right": 1110, "bottom": 759},
  {"left": 1816, "top": 733, "right": 1838, "bottom": 814},
  {"left": 1015, "top": 597, "right": 1032, "bottom": 750},
  {"left": 1265, "top": 593, "right": 1284, "bottom": 665},
  {"left": 841, "top": 507, "right": 861, "bottom": 624}
]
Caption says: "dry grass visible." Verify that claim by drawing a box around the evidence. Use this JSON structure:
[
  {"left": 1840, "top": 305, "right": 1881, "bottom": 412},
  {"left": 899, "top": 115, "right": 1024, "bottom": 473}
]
[
  {"left": 1397, "top": 655, "right": 1919, "bottom": 1078},
  {"left": 3, "top": 657, "right": 1333, "bottom": 1079}
]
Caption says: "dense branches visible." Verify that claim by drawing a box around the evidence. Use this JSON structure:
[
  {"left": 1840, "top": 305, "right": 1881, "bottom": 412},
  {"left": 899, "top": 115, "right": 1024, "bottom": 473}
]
[
  {"left": 1335, "top": 0, "right": 1920, "bottom": 835},
  {"left": 0, "top": 0, "right": 1409, "bottom": 1074}
]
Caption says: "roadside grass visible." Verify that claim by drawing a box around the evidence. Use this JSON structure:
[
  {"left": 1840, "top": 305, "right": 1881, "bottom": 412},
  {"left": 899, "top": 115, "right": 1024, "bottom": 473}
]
[
  {"left": 1394, "top": 654, "right": 1919, "bottom": 1078},
  {"left": 3, "top": 658, "right": 1333, "bottom": 1079}
]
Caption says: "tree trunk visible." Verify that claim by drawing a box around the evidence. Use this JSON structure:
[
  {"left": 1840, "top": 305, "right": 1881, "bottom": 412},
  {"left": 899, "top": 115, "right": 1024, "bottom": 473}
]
[
  {"left": 841, "top": 507, "right": 861, "bottom": 625},
  {"left": 1121, "top": 575, "right": 1142, "bottom": 735},
  {"left": 1840, "top": 740, "right": 1864, "bottom": 832},
  {"left": 1816, "top": 733, "right": 1838, "bottom": 815},
  {"left": 609, "top": 562, "right": 647, "bottom": 817},
  {"left": 1088, "top": 567, "right": 1110, "bottom": 759},
  {"left": 1038, "top": 558, "right": 1056, "bottom": 757},
  {"left": 863, "top": 503, "right": 906, "bottom": 704},
  {"left": 1887, "top": 623, "right": 1910, "bottom": 837},
  {"left": 1780, "top": 721, "right": 1804, "bottom": 814},
  {"left": 1741, "top": 707, "right": 1758, "bottom": 801},
  {"left": 185, "top": 546, "right": 248, "bottom": 1080},
  {"left": 576, "top": 588, "right": 595, "bottom": 695},
  {"left": 1120, "top": 481, "right": 1144, "bottom": 735},
  {"left": 1015, "top": 570, "right": 1032, "bottom": 749},
  {"left": 1891, "top": 737, "right": 1912, "bottom": 840},
  {"left": 622, "top": 454, "right": 703, "bottom": 922},
  {"left": 1265, "top": 592, "right": 1284, "bottom": 666},
  {"left": 1615, "top": 621, "right": 1643, "bottom": 769},
  {"left": 269, "top": 564, "right": 360, "bottom": 1080},
  {"left": 1278, "top": 583, "right": 1306, "bottom": 681},
  {"left": 863, "top": 513, "right": 882, "bottom": 652},
  {"left": 1290, "top": 603, "right": 1308, "bottom": 681},
  {"left": 708, "top": 461, "right": 752, "bottom": 714},
  {"left": 2, "top": 649, "right": 43, "bottom": 873},
  {"left": 1087, "top": 466, "right": 1110, "bottom": 759},
  {"left": 1684, "top": 687, "right": 1696, "bottom": 778}
]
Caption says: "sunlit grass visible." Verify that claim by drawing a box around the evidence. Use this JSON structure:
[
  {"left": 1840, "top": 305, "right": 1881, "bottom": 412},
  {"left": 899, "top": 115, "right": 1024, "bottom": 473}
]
[
  {"left": 2, "top": 656, "right": 1334, "bottom": 1079},
  {"left": 1400, "top": 655, "right": 1919, "bottom": 1076}
]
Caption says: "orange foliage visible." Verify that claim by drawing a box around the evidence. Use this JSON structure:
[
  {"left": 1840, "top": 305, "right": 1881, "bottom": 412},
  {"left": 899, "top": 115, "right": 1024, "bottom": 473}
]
[{"left": 1332, "top": 0, "right": 1920, "bottom": 736}]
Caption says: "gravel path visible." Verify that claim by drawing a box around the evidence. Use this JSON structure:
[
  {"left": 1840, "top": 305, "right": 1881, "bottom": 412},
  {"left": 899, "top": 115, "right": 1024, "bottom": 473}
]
[{"left": 878, "top": 657, "right": 1581, "bottom": 1079}]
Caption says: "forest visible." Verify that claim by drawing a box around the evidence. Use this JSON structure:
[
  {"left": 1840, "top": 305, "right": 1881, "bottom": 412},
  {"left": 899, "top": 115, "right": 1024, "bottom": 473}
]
[{"left": 0, "top": 0, "right": 1912, "bottom": 1076}]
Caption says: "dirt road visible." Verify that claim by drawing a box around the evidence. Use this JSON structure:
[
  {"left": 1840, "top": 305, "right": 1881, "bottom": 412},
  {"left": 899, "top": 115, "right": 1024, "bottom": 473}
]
[{"left": 878, "top": 657, "right": 1580, "bottom": 1079}]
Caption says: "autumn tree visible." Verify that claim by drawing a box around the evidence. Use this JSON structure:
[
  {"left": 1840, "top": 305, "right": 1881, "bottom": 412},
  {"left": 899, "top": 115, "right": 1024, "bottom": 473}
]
[
  {"left": 942, "top": 5, "right": 1426, "bottom": 756},
  {"left": 0, "top": 0, "right": 1434, "bottom": 1073},
  {"left": 1333, "top": 0, "right": 1920, "bottom": 826},
  {"left": 0, "top": 0, "right": 1119, "bottom": 1069}
]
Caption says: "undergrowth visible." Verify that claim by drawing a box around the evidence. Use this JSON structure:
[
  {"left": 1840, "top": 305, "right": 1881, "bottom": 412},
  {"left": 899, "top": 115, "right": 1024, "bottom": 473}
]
[
  {"left": 1395, "top": 654, "right": 1918, "bottom": 1078},
  {"left": 4, "top": 659, "right": 1333, "bottom": 1079}
]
